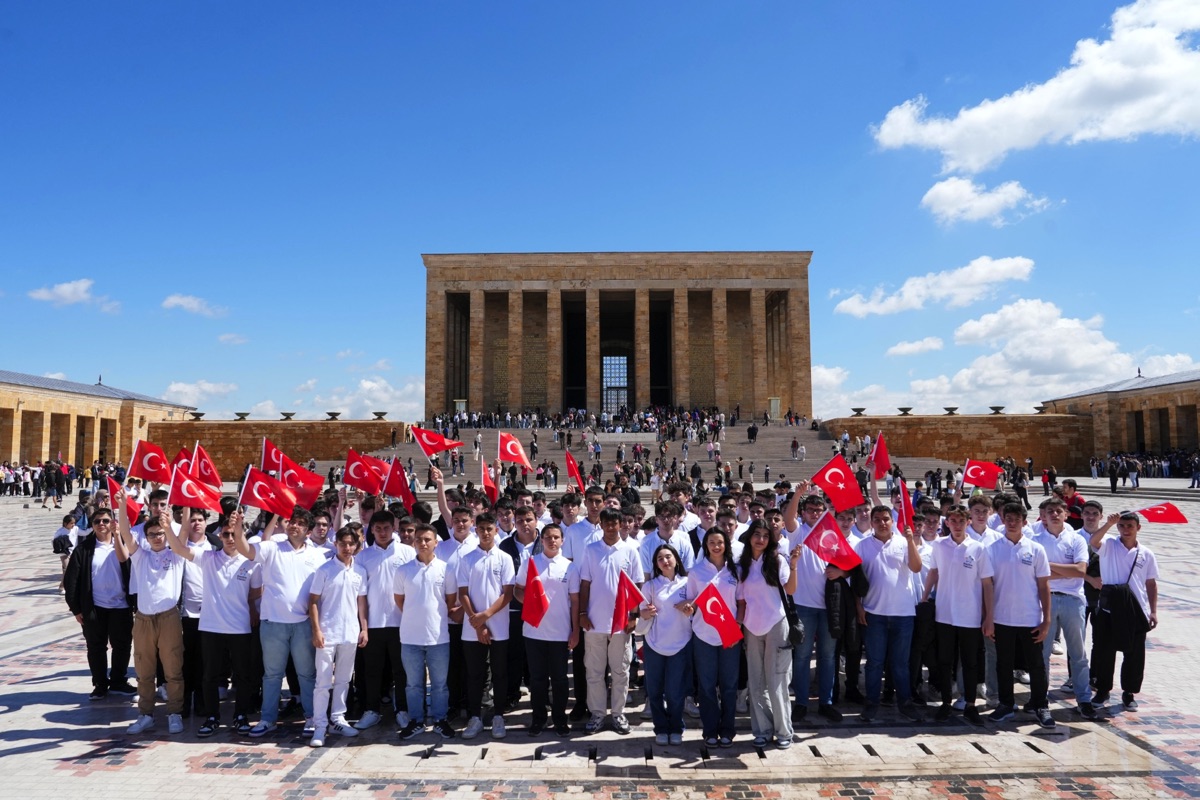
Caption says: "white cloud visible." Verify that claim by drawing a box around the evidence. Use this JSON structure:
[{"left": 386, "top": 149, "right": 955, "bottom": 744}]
[
  {"left": 348, "top": 358, "right": 392, "bottom": 373},
  {"left": 335, "top": 349, "right": 358, "bottom": 359},
  {"left": 28, "top": 278, "right": 120, "bottom": 312},
  {"left": 218, "top": 333, "right": 247, "bottom": 345},
  {"left": 886, "top": 337, "right": 944, "bottom": 356},
  {"left": 834, "top": 256, "right": 1034, "bottom": 317},
  {"left": 163, "top": 294, "right": 225, "bottom": 317},
  {"left": 43, "top": 372, "right": 67, "bottom": 380},
  {"left": 162, "top": 380, "right": 238, "bottom": 408},
  {"left": 874, "top": 0, "right": 1200, "bottom": 174},
  {"left": 294, "top": 378, "right": 318, "bottom": 393},
  {"left": 920, "top": 177, "right": 1050, "bottom": 226},
  {"left": 313, "top": 376, "right": 425, "bottom": 421}
]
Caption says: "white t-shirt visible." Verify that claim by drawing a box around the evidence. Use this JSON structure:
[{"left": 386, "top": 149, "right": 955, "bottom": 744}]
[
  {"left": 180, "top": 538, "right": 210, "bottom": 618},
  {"left": 254, "top": 540, "right": 329, "bottom": 624},
  {"left": 562, "top": 518, "right": 603, "bottom": 560},
  {"left": 91, "top": 540, "right": 128, "bottom": 610},
  {"left": 394, "top": 557, "right": 451, "bottom": 646},
  {"left": 639, "top": 528, "right": 695, "bottom": 575},
  {"left": 516, "top": 553, "right": 579, "bottom": 642},
  {"left": 928, "top": 536, "right": 994, "bottom": 628},
  {"left": 735, "top": 552, "right": 789, "bottom": 637},
  {"left": 786, "top": 523, "right": 829, "bottom": 610},
  {"left": 1030, "top": 524, "right": 1089, "bottom": 600},
  {"left": 641, "top": 575, "right": 691, "bottom": 656},
  {"left": 987, "top": 535, "right": 1050, "bottom": 627},
  {"left": 1096, "top": 537, "right": 1159, "bottom": 619},
  {"left": 130, "top": 546, "right": 184, "bottom": 615},
  {"left": 357, "top": 541, "right": 416, "bottom": 628},
  {"left": 854, "top": 534, "right": 918, "bottom": 617},
  {"left": 309, "top": 558, "right": 368, "bottom": 645},
  {"left": 578, "top": 538, "right": 644, "bottom": 633},
  {"left": 450, "top": 546, "right": 516, "bottom": 642},
  {"left": 687, "top": 557, "right": 741, "bottom": 647},
  {"left": 198, "top": 549, "right": 257, "bottom": 634}
]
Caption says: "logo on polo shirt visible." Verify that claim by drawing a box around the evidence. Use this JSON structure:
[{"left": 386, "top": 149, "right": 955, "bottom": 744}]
[
  {"left": 962, "top": 555, "right": 975, "bottom": 570},
  {"left": 1020, "top": 551, "right": 1035, "bottom": 566}
]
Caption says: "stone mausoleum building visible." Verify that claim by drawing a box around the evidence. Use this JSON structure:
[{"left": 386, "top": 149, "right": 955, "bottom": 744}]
[{"left": 423, "top": 251, "right": 813, "bottom": 420}]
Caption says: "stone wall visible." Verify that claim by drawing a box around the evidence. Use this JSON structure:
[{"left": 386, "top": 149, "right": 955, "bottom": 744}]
[
  {"left": 1044, "top": 379, "right": 1200, "bottom": 454},
  {"left": 147, "top": 420, "right": 410, "bottom": 479},
  {"left": 820, "top": 414, "right": 1094, "bottom": 475}
]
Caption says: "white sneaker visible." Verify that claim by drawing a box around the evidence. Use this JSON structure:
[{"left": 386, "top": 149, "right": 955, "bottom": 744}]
[
  {"left": 127, "top": 714, "right": 155, "bottom": 734},
  {"left": 669, "top": 733, "right": 683, "bottom": 745},
  {"left": 655, "top": 733, "right": 668, "bottom": 745},
  {"left": 355, "top": 710, "right": 382, "bottom": 730},
  {"left": 156, "top": 686, "right": 168, "bottom": 702},
  {"left": 309, "top": 727, "right": 326, "bottom": 747},
  {"left": 463, "top": 716, "right": 485, "bottom": 739},
  {"left": 167, "top": 714, "right": 184, "bottom": 734},
  {"left": 1015, "top": 671, "right": 1030, "bottom": 685},
  {"left": 1052, "top": 641, "right": 1064, "bottom": 655},
  {"left": 684, "top": 697, "right": 700, "bottom": 718},
  {"left": 491, "top": 715, "right": 506, "bottom": 739},
  {"left": 736, "top": 689, "right": 749, "bottom": 714},
  {"left": 396, "top": 710, "right": 411, "bottom": 729},
  {"left": 952, "top": 698, "right": 966, "bottom": 711},
  {"left": 329, "top": 718, "right": 359, "bottom": 737}
]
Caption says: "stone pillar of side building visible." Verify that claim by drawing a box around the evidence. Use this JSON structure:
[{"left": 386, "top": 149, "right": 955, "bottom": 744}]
[
  {"left": 469, "top": 289, "right": 485, "bottom": 413},
  {"left": 425, "top": 290, "right": 447, "bottom": 416},
  {"left": 546, "top": 289, "right": 563, "bottom": 416},
  {"left": 750, "top": 288, "right": 768, "bottom": 419},
  {"left": 634, "top": 288, "right": 651, "bottom": 411},
  {"left": 508, "top": 290, "right": 523, "bottom": 412},
  {"left": 711, "top": 288, "right": 729, "bottom": 412},
  {"left": 672, "top": 288, "right": 690, "bottom": 409},
  {"left": 586, "top": 289, "right": 601, "bottom": 414}
]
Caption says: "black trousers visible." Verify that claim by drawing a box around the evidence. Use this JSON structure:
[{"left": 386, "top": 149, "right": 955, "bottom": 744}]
[
  {"left": 181, "top": 616, "right": 206, "bottom": 716},
  {"left": 81, "top": 605, "right": 133, "bottom": 689},
  {"left": 571, "top": 637, "right": 588, "bottom": 711},
  {"left": 1091, "top": 611, "right": 1146, "bottom": 695},
  {"left": 463, "top": 639, "right": 508, "bottom": 719},
  {"left": 994, "top": 623, "right": 1048, "bottom": 708},
  {"left": 505, "top": 609, "right": 527, "bottom": 706},
  {"left": 362, "top": 627, "right": 408, "bottom": 713},
  {"left": 936, "top": 623, "right": 982, "bottom": 704},
  {"left": 449, "top": 623, "right": 466, "bottom": 713},
  {"left": 201, "top": 631, "right": 254, "bottom": 721},
  {"left": 526, "top": 637, "right": 569, "bottom": 727},
  {"left": 910, "top": 601, "right": 939, "bottom": 695}
]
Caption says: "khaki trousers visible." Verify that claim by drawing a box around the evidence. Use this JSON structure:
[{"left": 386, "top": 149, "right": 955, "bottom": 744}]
[{"left": 134, "top": 608, "right": 184, "bottom": 715}]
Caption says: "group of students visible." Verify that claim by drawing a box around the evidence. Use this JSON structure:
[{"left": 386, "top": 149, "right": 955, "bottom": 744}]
[{"left": 62, "top": 466, "right": 1160, "bottom": 749}]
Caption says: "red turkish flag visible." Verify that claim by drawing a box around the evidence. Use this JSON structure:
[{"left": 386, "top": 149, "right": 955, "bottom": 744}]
[
  {"left": 238, "top": 466, "right": 299, "bottom": 518},
  {"left": 411, "top": 426, "right": 464, "bottom": 459},
  {"left": 190, "top": 443, "right": 222, "bottom": 488},
  {"left": 564, "top": 449, "right": 586, "bottom": 493},
  {"left": 963, "top": 459, "right": 1005, "bottom": 490},
  {"left": 695, "top": 582, "right": 743, "bottom": 647},
  {"left": 276, "top": 452, "right": 324, "bottom": 509},
  {"left": 896, "top": 478, "right": 916, "bottom": 534},
  {"left": 383, "top": 459, "right": 417, "bottom": 513},
  {"left": 170, "top": 447, "right": 193, "bottom": 474},
  {"left": 870, "top": 432, "right": 892, "bottom": 480},
  {"left": 521, "top": 556, "right": 550, "bottom": 628},
  {"left": 498, "top": 432, "right": 533, "bottom": 471},
  {"left": 167, "top": 465, "right": 224, "bottom": 513},
  {"left": 481, "top": 459, "right": 498, "bottom": 506},
  {"left": 810, "top": 453, "right": 866, "bottom": 512},
  {"left": 1136, "top": 502, "right": 1188, "bottom": 524},
  {"left": 611, "top": 570, "right": 643, "bottom": 635},
  {"left": 107, "top": 475, "right": 143, "bottom": 527},
  {"left": 127, "top": 440, "right": 172, "bottom": 485},
  {"left": 262, "top": 437, "right": 286, "bottom": 474},
  {"left": 343, "top": 448, "right": 386, "bottom": 495},
  {"left": 804, "top": 511, "right": 863, "bottom": 571}
]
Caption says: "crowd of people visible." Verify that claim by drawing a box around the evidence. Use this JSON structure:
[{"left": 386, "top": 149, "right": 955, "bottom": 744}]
[{"left": 57, "top": 443, "right": 1162, "bottom": 749}]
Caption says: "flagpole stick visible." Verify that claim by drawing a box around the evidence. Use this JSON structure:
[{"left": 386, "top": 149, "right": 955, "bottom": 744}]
[{"left": 961, "top": 458, "right": 972, "bottom": 490}]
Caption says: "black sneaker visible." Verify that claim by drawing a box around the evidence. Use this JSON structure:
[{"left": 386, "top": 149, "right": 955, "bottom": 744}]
[
  {"left": 859, "top": 704, "right": 879, "bottom": 723},
  {"left": 844, "top": 687, "right": 866, "bottom": 705},
  {"left": 1092, "top": 691, "right": 1111, "bottom": 706},
  {"left": 935, "top": 704, "right": 952, "bottom": 722},
  {"left": 881, "top": 688, "right": 896, "bottom": 706},
  {"left": 233, "top": 715, "right": 251, "bottom": 734},
  {"left": 109, "top": 681, "right": 138, "bottom": 697},
  {"left": 433, "top": 719, "right": 456, "bottom": 739},
  {"left": 1079, "top": 702, "right": 1097, "bottom": 720},
  {"left": 1036, "top": 707, "right": 1056, "bottom": 729},
  {"left": 553, "top": 721, "right": 572, "bottom": 736},
  {"left": 399, "top": 720, "right": 425, "bottom": 740},
  {"left": 88, "top": 687, "right": 108, "bottom": 702},
  {"left": 197, "top": 717, "right": 219, "bottom": 737},
  {"left": 963, "top": 706, "right": 983, "bottom": 726},
  {"left": 817, "top": 704, "right": 842, "bottom": 723},
  {"left": 1122, "top": 693, "right": 1139, "bottom": 711},
  {"left": 611, "top": 715, "right": 631, "bottom": 735},
  {"left": 791, "top": 703, "right": 808, "bottom": 723},
  {"left": 990, "top": 704, "right": 1015, "bottom": 723},
  {"left": 569, "top": 705, "right": 590, "bottom": 721},
  {"left": 897, "top": 702, "right": 924, "bottom": 722},
  {"left": 527, "top": 721, "right": 545, "bottom": 736}
]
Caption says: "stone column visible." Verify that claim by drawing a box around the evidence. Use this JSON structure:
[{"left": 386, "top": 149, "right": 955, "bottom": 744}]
[
  {"left": 712, "top": 288, "right": 729, "bottom": 411},
  {"left": 787, "top": 287, "right": 811, "bottom": 417},
  {"left": 508, "top": 290, "right": 523, "bottom": 411},
  {"left": 0, "top": 409, "right": 20, "bottom": 463},
  {"left": 634, "top": 288, "right": 651, "bottom": 410},
  {"left": 673, "top": 288, "right": 690, "bottom": 407},
  {"left": 546, "top": 289, "right": 563, "bottom": 414},
  {"left": 425, "top": 290, "right": 447, "bottom": 416},
  {"left": 469, "top": 289, "right": 485, "bottom": 412},
  {"left": 750, "top": 288, "right": 768, "bottom": 419},
  {"left": 586, "top": 288, "right": 601, "bottom": 414}
]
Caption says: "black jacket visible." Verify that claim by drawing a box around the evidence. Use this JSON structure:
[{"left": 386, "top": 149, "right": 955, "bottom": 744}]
[
  {"left": 499, "top": 534, "right": 542, "bottom": 611},
  {"left": 63, "top": 533, "right": 131, "bottom": 621},
  {"left": 825, "top": 565, "right": 869, "bottom": 648}
]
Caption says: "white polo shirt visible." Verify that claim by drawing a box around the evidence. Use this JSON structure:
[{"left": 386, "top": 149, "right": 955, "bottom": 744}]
[
  {"left": 357, "top": 541, "right": 416, "bottom": 628},
  {"left": 451, "top": 546, "right": 515, "bottom": 642},
  {"left": 687, "top": 557, "right": 741, "bottom": 647},
  {"left": 198, "top": 549, "right": 256, "bottom": 634},
  {"left": 1030, "top": 524, "right": 1089, "bottom": 600},
  {"left": 562, "top": 518, "right": 603, "bottom": 560},
  {"left": 578, "top": 537, "right": 644, "bottom": 633},
  {"left": 130, "top": 546, "right": 184, "bottom": 615},
  {"left": 735, "top": 552, "right": 789, "bottom": 637},
  {"left": 516, "top": 553, "right": 579, "bottom": 642},
  {"left": 394, "top": 557, "right": 451, "bottom": 646},
  {"left": 786, "top": 523, "right": 829, "bottom": 610},
  {"left": 855, "top": 534, "right": 918, "bottom": 617},
  {"left": 987, "top": 534, "right": 1050, "bottom": 627},
  {"left": 1096, "top": 537, "right": 1159, "bottom": 619},
  {"left": 928, "top": 536, "right": 993, "bottom": 628},
  {"left": 434, "top": 533, "right": 478, "bottom": 582},
  {"left": 254, "top": 540, "right": 328, "bottom": 624},
  {"left": 639, "top": 528, "right": 695, "bottom": 575},
  {"left": 641, "top": 575, "right": 691, "bottom": 656},
  {"left": 309, "top": 557, "right": 368, "bottom": 645}
]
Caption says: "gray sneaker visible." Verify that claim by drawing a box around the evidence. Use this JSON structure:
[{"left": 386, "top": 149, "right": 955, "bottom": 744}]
[
  {"left": 612, "top": 715, "right": 631, "bottom": 735},
  {"left": 462, "top": 716, "right": 485, "bottom": 739}
]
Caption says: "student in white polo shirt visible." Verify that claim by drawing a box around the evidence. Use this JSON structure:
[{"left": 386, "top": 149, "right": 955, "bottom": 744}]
[
  {"left": 638, "top": 500, "right": 696, "bottom": 576},
  {"left": 306, "top": 524, "right": 369, "bottom": 747},
  {"left": 395, "top": 523, "right": 458, "bottom": 740},
  {"left": 116, "top": 498, "right": 186, "bottom": 735},
  {"left": 986, "top": 502, "right": 1053, "bottom": 728}
]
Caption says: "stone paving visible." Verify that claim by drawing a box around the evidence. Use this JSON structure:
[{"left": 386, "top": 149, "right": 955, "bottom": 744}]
[{"left": 2, "top": 481, "right": 1199, "bottom": 799}]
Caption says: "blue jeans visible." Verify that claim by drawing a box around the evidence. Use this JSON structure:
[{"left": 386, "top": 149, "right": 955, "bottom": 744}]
[
  {"left": 402, "top": 643, "right": 450, "bottom": 723},
  {"left": 863, "top": 612, "right": 913, "bottom": 706},
  {"left": 693, "top": 637, "right": 740, "bottom": 739},
  {"left": 1043, "top": 593, "right": 1093, "bottom": 703},
  {"left": 259, "top": 620, "right": 316, "bottom": 723},
  {"left": 791, "top": 604, "right": 835, "bottom": 707},
  {"left": 643, "top": 641, "right": 691, "bottom": 735}
]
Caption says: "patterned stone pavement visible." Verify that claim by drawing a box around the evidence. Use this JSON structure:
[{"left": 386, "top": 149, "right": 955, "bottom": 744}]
[{"left": 2, "top": 481, "right": 1199, "bottom": 799}]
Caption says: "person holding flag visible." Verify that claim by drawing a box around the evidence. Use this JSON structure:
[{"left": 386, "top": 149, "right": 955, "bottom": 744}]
[
  {"left": 514, "top": 523, "right": 579, "bottom": 736},
  {"left": 686, "top": 526, "right": 743, "bottom": 747},
  {"left": 638, "top": 544, "right": 693, "bottom": 746}
]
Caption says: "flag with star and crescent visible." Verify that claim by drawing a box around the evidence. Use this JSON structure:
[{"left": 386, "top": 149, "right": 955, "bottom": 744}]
[
  {"left": 238, "top": 466, "right": 299, "bottom": 518},
  {"left": 962, "top": 459, "right": 1005, "bottom": 490},
  {"left": 810, "top": 453, "right": 866, "bottom": 512},
  {"left": 695, "top": 582, "right": 743, "bottom": 647}
]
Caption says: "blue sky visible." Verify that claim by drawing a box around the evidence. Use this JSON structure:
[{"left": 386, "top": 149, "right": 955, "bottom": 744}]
[{"left": 3, "top": 1, "right": 1197, "bottom": 420}]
